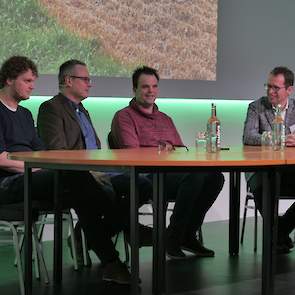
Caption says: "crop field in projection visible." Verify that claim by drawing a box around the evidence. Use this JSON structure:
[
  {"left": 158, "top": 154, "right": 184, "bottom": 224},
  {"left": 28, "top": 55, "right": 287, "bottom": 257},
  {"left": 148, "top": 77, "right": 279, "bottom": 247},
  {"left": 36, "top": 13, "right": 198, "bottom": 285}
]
[{"left": 1, "top": 0, "right": 218, "bottom": 80}]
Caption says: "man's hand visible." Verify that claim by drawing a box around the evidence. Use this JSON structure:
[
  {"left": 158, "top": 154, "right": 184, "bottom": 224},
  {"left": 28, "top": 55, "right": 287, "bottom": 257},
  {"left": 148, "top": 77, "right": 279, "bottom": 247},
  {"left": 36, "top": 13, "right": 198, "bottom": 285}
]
[
  {"left": 285, "top": 134, "right": 295, "bottom": 146},
  {"left": 158, "top": 141, "right": 175, "bottom": 151}
]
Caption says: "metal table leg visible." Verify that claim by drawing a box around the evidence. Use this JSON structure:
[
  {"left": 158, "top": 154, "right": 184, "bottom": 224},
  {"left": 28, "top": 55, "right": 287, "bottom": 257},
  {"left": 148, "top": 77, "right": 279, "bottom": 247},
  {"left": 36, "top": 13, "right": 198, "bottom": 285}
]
[
  {"left": 24, "top": 164, "right": 32, "bottom": 295},
  {"left": 152, "top": 172, "right": 166, "bottom": 295},
  {"left": 158, "top": 173, "right": 166, "bottom": 294},
  {"left": 229, "top": 171, "right": 241, "bottom": 255},
  {"left": 262, "top": 170, "right": 278, "bottom": 295},
  {"left": 152, "top": 173, "right": 159, "bottom": 294},
  {"left": 53, "top": 170, "right": 63, "bottom": 284},
  {"left": 130, "top": 167, "right": 139, "bottom": 295}
]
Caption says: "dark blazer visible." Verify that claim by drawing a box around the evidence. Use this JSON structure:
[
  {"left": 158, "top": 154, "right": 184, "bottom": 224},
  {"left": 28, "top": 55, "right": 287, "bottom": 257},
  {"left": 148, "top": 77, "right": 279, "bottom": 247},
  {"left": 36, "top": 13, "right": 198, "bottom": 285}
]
[
  {"left": 243, "top": 96, "right": 295, "bottom": 145},
  {"left": 37, "top": 93, "right": 101, "bottom": 150}
]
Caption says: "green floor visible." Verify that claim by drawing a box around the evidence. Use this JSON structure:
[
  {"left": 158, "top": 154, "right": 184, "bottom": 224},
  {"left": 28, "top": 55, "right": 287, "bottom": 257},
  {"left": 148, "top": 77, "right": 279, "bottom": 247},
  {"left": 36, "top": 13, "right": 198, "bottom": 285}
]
[{"left": 1, "top": 218, "right": 295, "bottom": 295}]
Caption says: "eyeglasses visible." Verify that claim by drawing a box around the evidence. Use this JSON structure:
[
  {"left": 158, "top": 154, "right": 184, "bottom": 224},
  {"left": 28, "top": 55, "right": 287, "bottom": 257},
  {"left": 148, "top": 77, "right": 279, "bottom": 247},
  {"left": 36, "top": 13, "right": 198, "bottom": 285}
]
[
  {"left": 70, "top": 76, "right": 91, "bottom": 83},
  {"left": 264, "top": 83, "right": 286, "bottom": 93}
]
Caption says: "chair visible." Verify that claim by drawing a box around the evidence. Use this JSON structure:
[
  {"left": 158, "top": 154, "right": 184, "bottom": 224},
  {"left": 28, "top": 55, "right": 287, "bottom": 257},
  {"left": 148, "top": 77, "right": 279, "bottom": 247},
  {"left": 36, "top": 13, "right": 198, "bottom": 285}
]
[
  {"left": 240, "top": 185, "right": 295, "bottom": 252},
  {"left": 240, "top": 187, "right": 258, "bottom": 251},
  {"left": 107, "top": 132, "right": 203, "bottom": 263},
  {"left": 0, "top": 202, "right": 50, "bottom": 295},
  {"left": 36, "top": 209, "right": 83, "bottom": 270}
]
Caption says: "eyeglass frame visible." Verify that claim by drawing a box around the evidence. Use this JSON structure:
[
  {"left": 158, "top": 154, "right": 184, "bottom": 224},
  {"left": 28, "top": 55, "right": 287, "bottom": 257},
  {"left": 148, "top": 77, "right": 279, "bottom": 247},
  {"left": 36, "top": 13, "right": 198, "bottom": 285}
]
[
  {"left": 70, "top": 75, "right": 92, "bottom": 83},
  {"left": 264, "top": 83, "right": 287, "bottom": 93}
]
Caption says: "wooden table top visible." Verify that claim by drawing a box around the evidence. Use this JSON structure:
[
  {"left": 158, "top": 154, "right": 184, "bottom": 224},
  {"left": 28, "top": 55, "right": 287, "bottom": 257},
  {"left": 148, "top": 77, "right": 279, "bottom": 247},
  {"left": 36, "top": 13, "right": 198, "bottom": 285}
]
[{"left": 8, "top": 146, "right": 291, "bottom": 168}]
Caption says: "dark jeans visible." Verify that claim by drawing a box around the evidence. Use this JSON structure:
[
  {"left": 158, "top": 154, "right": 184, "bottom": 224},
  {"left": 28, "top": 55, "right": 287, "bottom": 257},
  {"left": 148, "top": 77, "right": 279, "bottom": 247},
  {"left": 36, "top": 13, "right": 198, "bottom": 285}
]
[
  {"left": 148, "top": 172, "right": 224, "bottom": 242},
  {"left": 109, "top": 173, "right": 152, "bottom": 230},
  {"left": 248, "top": 171, "right": 295, "bottom": 235},
  {"left": 0, "top": 170, "right": 122, "bottom": 265}
]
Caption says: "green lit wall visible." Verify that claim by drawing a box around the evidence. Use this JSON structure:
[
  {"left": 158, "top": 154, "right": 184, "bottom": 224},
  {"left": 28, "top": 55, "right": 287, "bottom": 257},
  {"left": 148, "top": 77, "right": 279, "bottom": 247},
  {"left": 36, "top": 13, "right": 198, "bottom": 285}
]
[{"left": 21, "top": 97, "right": 252, "bottom": 148}]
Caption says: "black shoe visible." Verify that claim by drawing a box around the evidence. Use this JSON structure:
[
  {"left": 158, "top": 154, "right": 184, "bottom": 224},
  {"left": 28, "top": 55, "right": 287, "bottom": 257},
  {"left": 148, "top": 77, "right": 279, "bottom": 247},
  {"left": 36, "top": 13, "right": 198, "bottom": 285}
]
[
  {"left": 166, "top": 237, "right": 186, "bottom": 259},
  {"left": 286, "top": 236, "right": 294, "bottom": 249},
  {"left": 125, "top": 224, "right": 153, "bottom": 247},
  {"left": 277, "top": 243, "right": 291, "bottom": 255},
  {"left": 102, "top": 260, "right": 131, "bottom": 285},
  {"left": 181, "top": 238, "right": 215, "bottom": 257},
  {"left": 278, "top": 229, "right": 294, "bottom": 250},
  {"left": 280, "top": 235, "right": 294, "bottom": 249}
]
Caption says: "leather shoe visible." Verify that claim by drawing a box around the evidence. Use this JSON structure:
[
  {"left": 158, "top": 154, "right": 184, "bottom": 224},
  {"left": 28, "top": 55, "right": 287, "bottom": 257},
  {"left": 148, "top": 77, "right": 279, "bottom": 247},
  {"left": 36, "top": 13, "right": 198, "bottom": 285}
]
[
  {"left": 181, "top": 238, "right": 215, "bottom": 257},
  {"left": 277, "top": 243, "right": 291, "bottom": 254},
  {"left": 166, "top": 236, "right": 186, "bottom": 259}
]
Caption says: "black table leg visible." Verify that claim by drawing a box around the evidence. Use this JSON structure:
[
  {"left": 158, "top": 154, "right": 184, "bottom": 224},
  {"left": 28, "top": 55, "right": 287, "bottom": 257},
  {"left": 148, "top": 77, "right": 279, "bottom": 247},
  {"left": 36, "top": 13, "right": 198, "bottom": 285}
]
[
  {"left": 262, "top": 170, "right": 278, "bottom": 295},
  {"left": 53, "top": 170, "right": 63, "bottom": 284},
  {"left": 24, "top": 164, "right": 32, "bottom": 295},
  {"left": 130, "top": 167, "right": 139, "bottom": 295},
  {"left": 229, "top": 171, "right": 241, "bottom": 256},
  {"left": 152, "top": 173, "right": 166, "bottom": 295},
  {"left": 158, "top": 173, "right": 166, "bottom": 294},
  {"left": 152, "top": 173, "right": 159, "bottom": 294}
]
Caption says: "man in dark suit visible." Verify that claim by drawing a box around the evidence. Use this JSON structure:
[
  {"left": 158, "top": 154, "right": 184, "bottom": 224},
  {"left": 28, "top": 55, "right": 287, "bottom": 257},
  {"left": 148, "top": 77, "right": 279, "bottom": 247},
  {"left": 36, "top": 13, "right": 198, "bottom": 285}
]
[
  {"left": 0, "top": 55, "right": 133, "bottom": 286},
  {"left": 37, "top": 60, "right": 151, "bottom": 284},
  {"left": 243, "top": 66, "right": 295, "bottom": 253}
]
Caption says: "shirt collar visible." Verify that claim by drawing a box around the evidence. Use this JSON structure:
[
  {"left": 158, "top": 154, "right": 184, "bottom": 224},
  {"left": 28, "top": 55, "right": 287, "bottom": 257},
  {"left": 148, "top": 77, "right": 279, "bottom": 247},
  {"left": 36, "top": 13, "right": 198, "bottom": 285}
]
[
  {"left": 0, "top": 99, "right": 17, "bottom": 112},
  {"left": 129, "top": 97, "right": 159, "bottom": 118},
  {"left": 272, "top": 99, "right": 289, "bottom": 111},
  {"left": 62, "top": 94, "right": 84, "bottom": 112}
]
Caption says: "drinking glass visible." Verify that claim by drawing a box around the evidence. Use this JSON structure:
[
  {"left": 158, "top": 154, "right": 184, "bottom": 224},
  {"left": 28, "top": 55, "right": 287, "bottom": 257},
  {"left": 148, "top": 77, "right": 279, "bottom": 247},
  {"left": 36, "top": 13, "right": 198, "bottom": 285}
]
[
  {"left": 195, "top": 131, "right": 207, "bottom": 150},
  {"left": 261, "top": 131, "right": 272, "bottom": 146}
]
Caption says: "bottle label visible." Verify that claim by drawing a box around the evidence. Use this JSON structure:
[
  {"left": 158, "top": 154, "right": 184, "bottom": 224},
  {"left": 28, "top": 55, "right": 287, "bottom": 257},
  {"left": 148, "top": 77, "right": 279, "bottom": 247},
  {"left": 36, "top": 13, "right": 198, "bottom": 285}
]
[
  {"left": 216, "top": 124, "right": 221, "bottom": 149},
  {"left": 206, "top": 122, "right": 218, "bottom": 152}
]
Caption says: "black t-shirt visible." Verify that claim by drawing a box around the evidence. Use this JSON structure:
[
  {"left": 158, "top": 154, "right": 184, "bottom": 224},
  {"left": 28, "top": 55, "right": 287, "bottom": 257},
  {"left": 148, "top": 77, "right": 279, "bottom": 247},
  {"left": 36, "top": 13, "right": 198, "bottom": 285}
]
[{"left": 0, "top": 101, "right": 45, "bottom": 180}]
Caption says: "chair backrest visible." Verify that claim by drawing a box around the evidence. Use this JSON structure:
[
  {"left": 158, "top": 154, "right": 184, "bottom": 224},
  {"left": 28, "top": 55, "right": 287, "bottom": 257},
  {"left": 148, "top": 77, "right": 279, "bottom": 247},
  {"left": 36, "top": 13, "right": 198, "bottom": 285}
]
[{"left": 107, "top": 132, "right": 118, "bottom": 149}]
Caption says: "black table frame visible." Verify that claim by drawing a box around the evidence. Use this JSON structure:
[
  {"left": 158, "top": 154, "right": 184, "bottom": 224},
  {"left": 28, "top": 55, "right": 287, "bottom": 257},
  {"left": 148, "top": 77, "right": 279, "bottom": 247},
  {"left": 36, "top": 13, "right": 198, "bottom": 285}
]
[{"left": 23, "top": 162, "right": 280, "bottom": 295}]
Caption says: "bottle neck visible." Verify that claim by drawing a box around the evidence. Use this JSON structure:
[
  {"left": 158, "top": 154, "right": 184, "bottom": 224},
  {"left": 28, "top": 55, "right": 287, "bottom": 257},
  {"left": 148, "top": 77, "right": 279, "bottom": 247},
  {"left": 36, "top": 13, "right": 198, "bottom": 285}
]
[{"left": 211, "top": 106, "right": 216, "bottom": 117}]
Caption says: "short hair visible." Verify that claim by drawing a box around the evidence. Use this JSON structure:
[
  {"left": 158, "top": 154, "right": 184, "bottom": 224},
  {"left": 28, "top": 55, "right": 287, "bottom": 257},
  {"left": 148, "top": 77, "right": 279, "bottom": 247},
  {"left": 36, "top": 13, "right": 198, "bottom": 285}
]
[
  {"left": 0, "top": 56, "right": 38, "bottom": 88},
  {"left": 270, "top": 66, "right": 294, "bottom": 87},
  {"left": 132, "top": 66, "right": 159, "bottom": 89},
  {"left": 58, "top": 59, "right": 86, "bottom": 86}
]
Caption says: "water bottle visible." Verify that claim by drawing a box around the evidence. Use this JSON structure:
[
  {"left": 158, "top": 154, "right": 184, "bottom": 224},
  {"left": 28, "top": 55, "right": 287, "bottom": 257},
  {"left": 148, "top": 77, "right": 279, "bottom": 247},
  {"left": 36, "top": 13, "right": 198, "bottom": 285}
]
[
  {"left": 206, "top": 103, "right": 221, "bottom": 153},
  {"left": 272, "top": 104, "right": 285, "bottom": 150}
]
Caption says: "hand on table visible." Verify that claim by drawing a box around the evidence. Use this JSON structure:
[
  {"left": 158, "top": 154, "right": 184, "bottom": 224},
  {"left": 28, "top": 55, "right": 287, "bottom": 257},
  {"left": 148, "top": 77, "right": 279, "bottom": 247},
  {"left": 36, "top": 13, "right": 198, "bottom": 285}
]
[{"left": 286, "top": 134, "right": 295, "bottom": 146}]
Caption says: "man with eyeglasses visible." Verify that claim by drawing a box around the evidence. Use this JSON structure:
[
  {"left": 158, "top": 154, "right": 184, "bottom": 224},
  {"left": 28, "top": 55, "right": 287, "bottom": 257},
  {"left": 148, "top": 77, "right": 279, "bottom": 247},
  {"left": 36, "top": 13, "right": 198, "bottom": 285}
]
[
  {"left": 243, "top": 66, "right": 295, "bottom": 253},
  {"left": 37, "top": 60, "right": 153, "bottom": 284},
  {"left": 111, "top": 65, "right": 224, "bottom": 259}
]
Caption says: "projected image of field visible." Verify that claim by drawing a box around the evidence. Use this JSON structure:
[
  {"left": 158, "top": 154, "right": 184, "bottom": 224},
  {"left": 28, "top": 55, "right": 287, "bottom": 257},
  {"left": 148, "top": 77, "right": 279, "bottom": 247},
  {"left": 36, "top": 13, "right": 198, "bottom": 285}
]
[{"left": 38, "top": 0, "right": 218, "bottom": 80}]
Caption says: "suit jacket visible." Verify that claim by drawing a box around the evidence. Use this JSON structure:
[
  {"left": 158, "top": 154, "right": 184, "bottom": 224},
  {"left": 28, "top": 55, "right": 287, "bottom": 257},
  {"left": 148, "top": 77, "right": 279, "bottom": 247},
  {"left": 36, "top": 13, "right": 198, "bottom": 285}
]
[
  {"left": 37, "top": 93, "right": 101, "bottom": 150},
  {"left": 243, "top": 96, "right": 295, "bottom": 182},
  {"left": 243, "top": 96, "right": 295, "bottom": 146}
]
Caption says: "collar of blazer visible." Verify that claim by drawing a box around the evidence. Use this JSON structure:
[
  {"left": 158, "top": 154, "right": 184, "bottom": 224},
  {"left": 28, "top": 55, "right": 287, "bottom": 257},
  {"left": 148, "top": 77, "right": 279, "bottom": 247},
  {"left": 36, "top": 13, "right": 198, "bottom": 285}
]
[{"left": 58, "top": 93, "right": 89, "bottom": 122}]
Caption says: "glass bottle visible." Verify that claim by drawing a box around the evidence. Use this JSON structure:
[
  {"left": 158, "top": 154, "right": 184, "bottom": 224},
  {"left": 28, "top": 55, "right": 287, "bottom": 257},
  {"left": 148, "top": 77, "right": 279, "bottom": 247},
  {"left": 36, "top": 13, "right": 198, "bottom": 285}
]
[
  {"left": 206, "top": 103, "right": 221, "bottom": 152},
  {"left": 272, "top": 104, "right": 285, "bottom": 150}
]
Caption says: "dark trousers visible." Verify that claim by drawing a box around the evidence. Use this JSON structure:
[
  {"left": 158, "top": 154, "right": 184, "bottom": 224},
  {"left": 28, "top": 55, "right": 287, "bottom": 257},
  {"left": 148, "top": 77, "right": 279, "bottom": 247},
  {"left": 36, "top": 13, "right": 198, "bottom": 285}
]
[
  {"left": 148, "top": 172, "right": 224, "bottom": 242},
  {"left": 248, "top": 171, "right": 295, "bottom": 235},
  {"left": 0, "top": 170, "right": 122, "bottom": 265},
  {"left": 109, "top": 173, "right": 152, "bottom": 230}
]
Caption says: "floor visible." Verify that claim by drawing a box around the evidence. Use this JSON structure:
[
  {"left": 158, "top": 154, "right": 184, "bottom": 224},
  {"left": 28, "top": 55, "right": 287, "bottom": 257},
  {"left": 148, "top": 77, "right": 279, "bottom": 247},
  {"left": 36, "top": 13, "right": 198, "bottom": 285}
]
[{"left": 1, "top": 218, "right": 295, "bottom": 295}]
